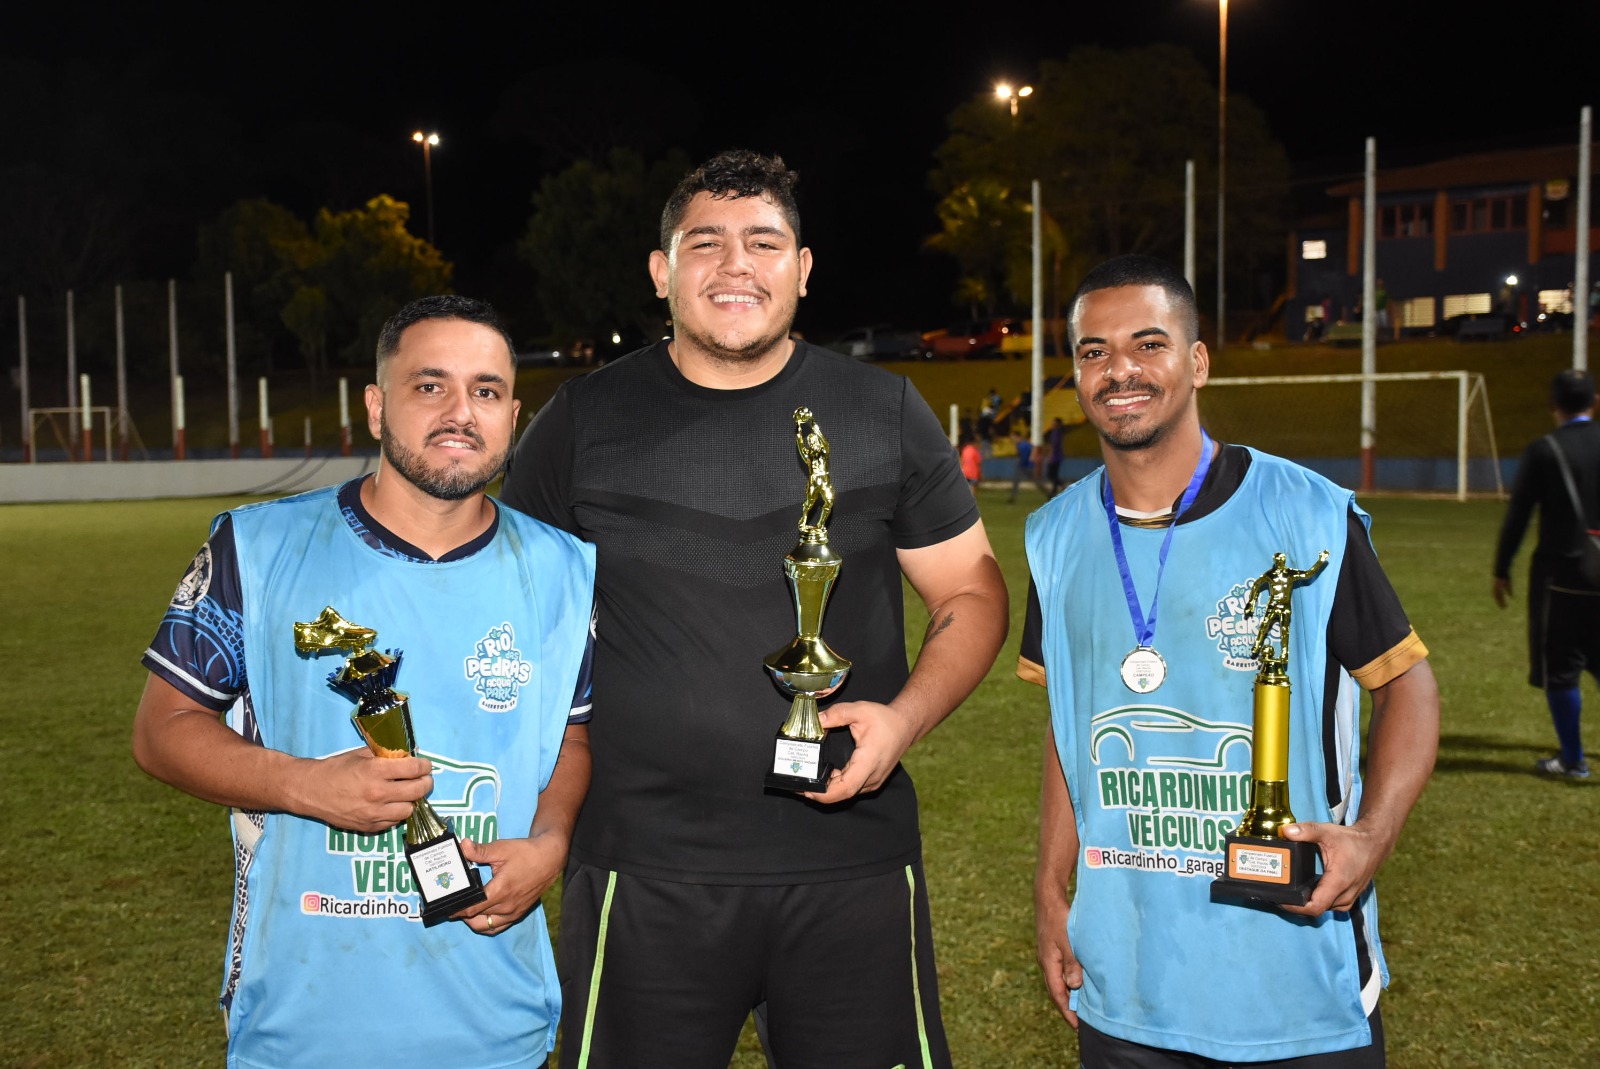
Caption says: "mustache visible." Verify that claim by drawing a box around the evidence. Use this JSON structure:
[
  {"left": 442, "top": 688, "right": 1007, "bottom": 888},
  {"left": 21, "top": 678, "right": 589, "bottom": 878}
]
[
  {"left": 426, "top": 426, "right": 486, "bottom": 448},
  {"left": 1093, "top": 378, "right": 1165, "bottom": 405}
]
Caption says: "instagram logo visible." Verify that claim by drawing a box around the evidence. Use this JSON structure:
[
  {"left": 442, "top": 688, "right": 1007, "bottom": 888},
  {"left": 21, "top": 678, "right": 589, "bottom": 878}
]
[
  {"left": 301, "top": 893, "right": 321, "bottom": 913},
  {"left": 1085, "top": 848, "right": 1103, "bottom": 867}
]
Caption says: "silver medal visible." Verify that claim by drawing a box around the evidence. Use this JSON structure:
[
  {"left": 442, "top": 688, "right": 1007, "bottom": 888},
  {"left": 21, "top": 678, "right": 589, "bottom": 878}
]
[{"left": 1120, "top": 646, "right": 1167, "bottom": 693}]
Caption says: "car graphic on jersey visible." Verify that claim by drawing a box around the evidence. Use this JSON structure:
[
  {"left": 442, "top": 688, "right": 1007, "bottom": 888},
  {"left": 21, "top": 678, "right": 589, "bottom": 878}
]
[{"left": 1089, "top": 704, "right": 1251, "bottom": 769}]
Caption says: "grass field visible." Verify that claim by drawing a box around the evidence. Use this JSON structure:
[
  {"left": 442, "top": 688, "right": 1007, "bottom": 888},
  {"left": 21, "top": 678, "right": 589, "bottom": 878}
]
[{"left": 2, "top": 482, "right": 1597, "bottom": 1068}]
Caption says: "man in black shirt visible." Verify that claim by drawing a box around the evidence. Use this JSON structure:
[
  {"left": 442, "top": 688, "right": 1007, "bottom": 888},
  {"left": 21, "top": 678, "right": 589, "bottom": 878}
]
[
  {"left": 1493, "top": 368, "right": 1599, "bottom": 779},
  {"left": 501, "top": 150, "right": 1009, "bottom": 1068}
]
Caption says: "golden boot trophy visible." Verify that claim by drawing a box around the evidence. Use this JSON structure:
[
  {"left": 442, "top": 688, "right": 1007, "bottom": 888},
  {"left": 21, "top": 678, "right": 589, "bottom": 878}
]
[{"left": 295, "top": 607, "right": 487, "bottom": 926}]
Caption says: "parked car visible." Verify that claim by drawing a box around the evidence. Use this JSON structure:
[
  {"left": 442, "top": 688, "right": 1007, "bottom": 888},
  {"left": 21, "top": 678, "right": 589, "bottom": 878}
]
[
  {"left": 921, "top": 317, "right": 1021, "bottom": 360},
  {"left": 823, "top": 324, "right": 924, "bottom": 361}
]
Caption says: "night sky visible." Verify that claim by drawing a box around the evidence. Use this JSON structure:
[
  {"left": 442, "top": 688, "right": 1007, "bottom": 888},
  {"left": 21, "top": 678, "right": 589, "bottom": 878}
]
[{"left": 7, "top": 1, "right": 1596, "bottom": 340}]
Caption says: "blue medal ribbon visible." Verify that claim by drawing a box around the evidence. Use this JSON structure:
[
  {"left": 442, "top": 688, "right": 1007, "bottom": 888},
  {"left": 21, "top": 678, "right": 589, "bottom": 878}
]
[{"left": 1101, "top": 430, "right": 1214, "bottom": 652}]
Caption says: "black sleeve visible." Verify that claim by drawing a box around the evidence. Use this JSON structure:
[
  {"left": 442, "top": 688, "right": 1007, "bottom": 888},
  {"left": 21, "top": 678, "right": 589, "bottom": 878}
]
[
  {"left": 1328, "top": 507, "right": 1417, "bottom": 678},
  {"left": 892, "top": 378, "right": 981, "bottom": 549},
  {"left": 501, "top": 383, "right": 580, "bottom": 536},
  {"left": 1020, "top": 578, "right": 1045, "bottom": 671},
  {"left": 141, "top": 514, "right": 247, "bottom": 712},
  {"left": 1493, "top": 440, "right": 1544, "bottom": 579}
]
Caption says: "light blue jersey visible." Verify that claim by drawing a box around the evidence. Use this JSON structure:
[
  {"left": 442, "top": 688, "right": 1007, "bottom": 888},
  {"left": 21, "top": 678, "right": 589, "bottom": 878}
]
[
  {"left": 215, "top": 485, "right": 594, "bottom": 1069},
  {"left": 1026, "top": 449, "right": 1384, "bottom": 1062}
]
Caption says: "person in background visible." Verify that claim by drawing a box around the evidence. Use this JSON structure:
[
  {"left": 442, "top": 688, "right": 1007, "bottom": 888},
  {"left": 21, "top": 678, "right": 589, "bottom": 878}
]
[
  {"left": 1493, "top": 367, "right": 1600, "bottom": 779},
  {"left": 960, "top": 431, "right": 983, "bottom": 492},
  {"left": 1008, "top": 421, "right": 1036, "bottom": 503}
]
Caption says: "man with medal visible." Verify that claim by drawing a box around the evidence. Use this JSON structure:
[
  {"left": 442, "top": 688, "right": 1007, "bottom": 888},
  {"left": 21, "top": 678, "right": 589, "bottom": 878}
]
[
  {"left": 1017, "top": 255, "right": 1439, "bottom": 1066},
  {"left": 132, "top": 296, "right": 597, "bottom": 1068}
]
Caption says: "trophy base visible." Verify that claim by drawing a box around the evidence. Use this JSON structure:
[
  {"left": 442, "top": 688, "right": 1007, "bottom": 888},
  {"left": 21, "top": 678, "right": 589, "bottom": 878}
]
[
  {"left": 406, "top": 829, "right": 488, "bottom": 926},
  {"left": 765, "top": 733, "right": 832, "bottom": 793},
  {"left": 1210, "top": 834, "right": 1321, "bottom": 906}
]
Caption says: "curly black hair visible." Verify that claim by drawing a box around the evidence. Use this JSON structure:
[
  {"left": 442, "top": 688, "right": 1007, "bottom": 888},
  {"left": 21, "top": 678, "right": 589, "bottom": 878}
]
[{"left": 659, "top": 149, "right": 802, "bottom": 251}]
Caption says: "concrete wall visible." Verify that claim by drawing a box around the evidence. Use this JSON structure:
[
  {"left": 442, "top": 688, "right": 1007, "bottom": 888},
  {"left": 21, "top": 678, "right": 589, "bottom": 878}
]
[{"left": 0, "top": 455, "right": 377, "bottom": 503}]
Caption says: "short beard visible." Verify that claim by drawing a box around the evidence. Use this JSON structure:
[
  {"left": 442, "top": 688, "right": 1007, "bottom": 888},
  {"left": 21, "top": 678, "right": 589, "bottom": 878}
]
[
  {"left": 380, "top": 416, "right": 508, "bottom": 501},
  {"left": 672, "top": 292, "right": 797, "bottom": 366},
  {"left": 1092, "top": 379, "right": 1168, "bottom": 452}
]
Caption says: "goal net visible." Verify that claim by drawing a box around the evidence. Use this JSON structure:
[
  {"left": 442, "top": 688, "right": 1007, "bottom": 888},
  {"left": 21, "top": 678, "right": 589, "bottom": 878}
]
[{"left": 1199, "top": 371, "right": 1502, "bottom": 500}]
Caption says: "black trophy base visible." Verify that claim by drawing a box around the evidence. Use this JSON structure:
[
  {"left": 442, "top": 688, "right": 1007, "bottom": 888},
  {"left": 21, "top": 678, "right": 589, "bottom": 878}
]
[
  {"left": 406, "top": 831, "right": 488, "bottom": 926},
  {"left": 1210, "top": 833, "right": 1321, "bottom": 906},
  {"left": 765, "top": 732, "right": 832, "bottom": 793}
]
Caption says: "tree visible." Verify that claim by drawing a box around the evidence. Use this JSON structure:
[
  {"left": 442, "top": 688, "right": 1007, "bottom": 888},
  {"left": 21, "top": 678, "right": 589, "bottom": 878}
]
[
  {"left": 929, "top": 44, "right": 1289, "bottom": 334},
  {"left": 518, "top": 148, "right": 689, "bottom": 346},
  {"left": 198, "top": 195, "right": 452, "bottom": 383},
  {"left": 307, "top": 195, "right": 453, "bottom": 372}
]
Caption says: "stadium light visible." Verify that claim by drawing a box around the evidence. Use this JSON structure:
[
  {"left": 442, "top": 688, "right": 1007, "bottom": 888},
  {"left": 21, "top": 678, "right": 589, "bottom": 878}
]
[{"left": 412, "top": 131, "right": 440, "bottom": 246}]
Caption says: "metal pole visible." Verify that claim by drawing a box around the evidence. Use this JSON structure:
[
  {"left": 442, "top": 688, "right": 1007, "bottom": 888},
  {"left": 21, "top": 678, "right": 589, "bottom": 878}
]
[
  {"left": 1031, "top": 179, "right": 1044, "bottom": 448},
  {"left": 18, "top": 296, "right": 31, "bottom": 463},
  {"left": 1216, "top": 0, "right": 1228, "bottom": 356},
  {"left": 226, "top": 270, "right": 240, "bottom": 458},
  {"left": 80, "top": 372, "right": 92, "bottom": 462},
  {"left": 1361, "top": 137, "right": 1377, "bottom": 492},
  {"left": 168, "top": 279, "right": 180, "bottom": 453},
  {"left": 174, "top": 375, "right": 187, "bottom": 461},
  {"left": 1576, "top": 105, "right": 1592, "bottom": 371},
  {"left": 423, "top": 139, "right": 435, "bottom": 246},
  {"left": 259, "top": 377, "right": 273, "bottom": 457},
  {"left": 1184, "top": 160, "right": 1196, "bottom": 293},
  {"left": 66, "top": 289, "right": 78, "bottom": 457},
  {"left": 339, "top": 377, "right": 352, "bottom": 456},
  {"left": 115, "top": 285, "right": 128, "bottom": 461}
]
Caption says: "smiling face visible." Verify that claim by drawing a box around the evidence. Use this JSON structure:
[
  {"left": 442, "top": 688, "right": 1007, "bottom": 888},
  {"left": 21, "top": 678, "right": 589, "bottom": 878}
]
[
  {"left": 1071, "top": 283, "right": 1209, "bottom": 453},
  {"left": 648, "top": 191, "right": 812, "bottom": 368},
  {"left": 364, "top": 317, "right": 520, "bottom": 501}
]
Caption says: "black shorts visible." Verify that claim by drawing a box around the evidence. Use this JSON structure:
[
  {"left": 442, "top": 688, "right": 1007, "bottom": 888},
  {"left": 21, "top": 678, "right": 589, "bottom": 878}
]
[
  {"left": 1077, "top": 1006, "right": 1384, "bottom": 1068},
  {"left": 556, "top": 859, "right": 951, "bottom": 1069},
  {"left": 1527, "top": 574, "right": 1600, "bottom": 689}
]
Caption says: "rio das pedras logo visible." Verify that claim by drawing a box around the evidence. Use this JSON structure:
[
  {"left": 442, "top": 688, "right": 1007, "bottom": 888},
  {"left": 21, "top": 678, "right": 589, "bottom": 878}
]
[{"left": 464, "top": 622, "right": 534, "bottom": 712}]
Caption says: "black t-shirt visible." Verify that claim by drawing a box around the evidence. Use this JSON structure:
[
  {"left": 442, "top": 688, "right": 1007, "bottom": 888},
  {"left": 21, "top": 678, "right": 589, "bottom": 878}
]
[{"left": 500, "top": 341, "right": 980, "bottom": 884}]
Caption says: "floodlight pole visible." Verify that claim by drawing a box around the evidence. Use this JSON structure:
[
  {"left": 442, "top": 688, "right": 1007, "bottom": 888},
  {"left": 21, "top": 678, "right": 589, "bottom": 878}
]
[
  {"left": 1032, "top": 179, "right": 1044, "bottom": 448},
  {"left": 1576, "top": 105, "right": 1592, "bottom": 372},
  {"left": 1216, "top": 0, "right": 1228, "bottom": 356},
  {"left": 1361, "top": 137, "right": 1377, "bottom": 492}
]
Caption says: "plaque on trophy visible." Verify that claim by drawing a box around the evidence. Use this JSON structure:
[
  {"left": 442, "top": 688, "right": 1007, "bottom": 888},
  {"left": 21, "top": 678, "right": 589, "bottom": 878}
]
[
  {"left": 763, "top": 408, "right": 853, "bottom": 793},
  {"left": 294, "top": 606, "right": 487, "bottom": 926},
  {"left": 1211, "top": 551, "right": 1329, "bottom": 906}
]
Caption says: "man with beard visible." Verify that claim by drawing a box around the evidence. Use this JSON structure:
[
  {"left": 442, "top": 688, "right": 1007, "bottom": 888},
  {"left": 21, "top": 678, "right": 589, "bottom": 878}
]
[
  {"left": 1018, "top": 255, "right": 1438, "bottom": 1065},
  {"left": 500, "top": 149, "right": 1008, "bottom": 1068},
  {"left": 132, "top": 295, "right": 597, "bottom": 1069}
]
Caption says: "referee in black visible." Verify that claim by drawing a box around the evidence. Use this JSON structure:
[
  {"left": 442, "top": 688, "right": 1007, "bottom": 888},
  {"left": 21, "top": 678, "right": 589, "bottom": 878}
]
[{"left": 1493, "top": 367, "right": 1600, "bottom": 779}]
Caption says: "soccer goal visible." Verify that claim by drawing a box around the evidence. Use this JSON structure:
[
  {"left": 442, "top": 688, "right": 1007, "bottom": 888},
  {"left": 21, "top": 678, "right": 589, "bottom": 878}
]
[{"left": 1199, "top": 371, "right": 1502, "bottom": 501}]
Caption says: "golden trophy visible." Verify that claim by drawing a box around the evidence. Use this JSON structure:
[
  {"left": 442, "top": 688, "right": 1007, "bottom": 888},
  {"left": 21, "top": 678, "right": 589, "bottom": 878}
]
[
  {"left": 763, "top": 408, "right": 853, "bottom": 792},
  {"left": 1211, "top": 550, "right": 1329, "bottom": 906},
  {"left": 294, "top": 606, "right": 486, "bottom": 926}
]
